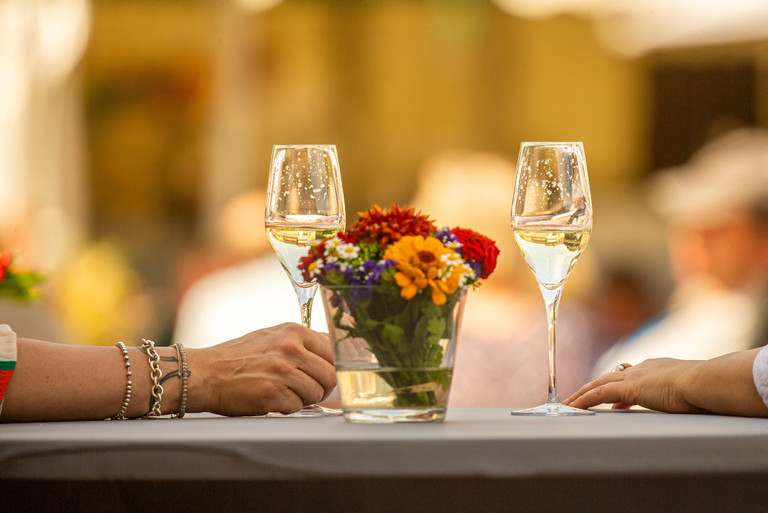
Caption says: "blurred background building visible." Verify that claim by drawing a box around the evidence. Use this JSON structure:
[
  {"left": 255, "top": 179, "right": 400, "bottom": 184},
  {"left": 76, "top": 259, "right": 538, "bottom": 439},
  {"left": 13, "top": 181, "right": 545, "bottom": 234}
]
[{"left": 3, "top": 0, "right": 768, "bottom": 405}]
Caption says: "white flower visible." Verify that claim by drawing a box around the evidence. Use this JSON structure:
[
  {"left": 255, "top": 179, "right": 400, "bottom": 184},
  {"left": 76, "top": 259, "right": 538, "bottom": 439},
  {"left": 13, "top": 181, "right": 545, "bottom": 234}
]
[
  {"left": 445, "top": 240, "right": 463, "bottom": 251},
  {"left": 307, "top": 260, "right": 325, "bottom": 278},
  {"left": 438, "top": 253, "right": 474, "bottom": 286},
  {"left": 458, "top": 263, "right": 476, "bottom": 286},
  {"left": 336, "top": 243, "right": 359, "bottom": 260},
  {"left": 440, "top": 252, "right": 463, "bottom": 266}
]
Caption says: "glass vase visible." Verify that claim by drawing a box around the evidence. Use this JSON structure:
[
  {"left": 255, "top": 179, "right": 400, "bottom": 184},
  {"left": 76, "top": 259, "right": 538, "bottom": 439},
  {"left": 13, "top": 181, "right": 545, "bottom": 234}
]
[{"left": 320, "top": 285, "right": 467, "bottom": 423}]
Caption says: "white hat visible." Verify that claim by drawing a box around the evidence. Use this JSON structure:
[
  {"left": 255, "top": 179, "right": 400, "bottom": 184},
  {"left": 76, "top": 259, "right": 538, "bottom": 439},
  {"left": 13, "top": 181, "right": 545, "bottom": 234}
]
[{"left": 648, "top": 128, "right": 768, "bottom": 224}]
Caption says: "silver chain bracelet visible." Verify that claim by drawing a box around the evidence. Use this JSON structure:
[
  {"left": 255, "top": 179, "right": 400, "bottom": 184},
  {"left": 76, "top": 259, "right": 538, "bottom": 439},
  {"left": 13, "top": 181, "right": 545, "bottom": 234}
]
[{"left": 141, "top": 339, "right": 164, "bottom": 418}]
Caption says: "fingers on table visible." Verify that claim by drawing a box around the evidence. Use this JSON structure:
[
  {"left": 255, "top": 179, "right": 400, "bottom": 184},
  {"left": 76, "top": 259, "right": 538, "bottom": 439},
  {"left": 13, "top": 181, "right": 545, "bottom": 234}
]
[{"left": 564, "top": 373, "right": 632, "bottom": 409}]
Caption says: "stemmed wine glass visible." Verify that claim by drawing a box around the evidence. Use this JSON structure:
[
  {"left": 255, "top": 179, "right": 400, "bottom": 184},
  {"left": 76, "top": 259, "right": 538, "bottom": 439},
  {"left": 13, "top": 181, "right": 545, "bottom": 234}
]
[
  {"left": 510, "top": 142, "right": 593, "bottom": 416},
  {"left": 265, "top": 144, "right": 346, "bottom": 417}
]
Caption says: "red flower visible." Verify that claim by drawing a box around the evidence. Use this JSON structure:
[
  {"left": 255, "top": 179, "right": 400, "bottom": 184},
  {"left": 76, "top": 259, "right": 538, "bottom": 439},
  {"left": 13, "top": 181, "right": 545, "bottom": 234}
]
[
  {"left": 0, "top": 251, "right": 11, "bottom": 281},
  {"left": 451, "top": 227, "right": 500, "bottom": 279},
  {"left": 337, "top": 231, "right": 358, "bottom": 244},
  {"left": 350, "top": 203, "right": 436, "bottom": 249},
  {"left": 299, "top": 240, "right": 328, "bottom": 282}
]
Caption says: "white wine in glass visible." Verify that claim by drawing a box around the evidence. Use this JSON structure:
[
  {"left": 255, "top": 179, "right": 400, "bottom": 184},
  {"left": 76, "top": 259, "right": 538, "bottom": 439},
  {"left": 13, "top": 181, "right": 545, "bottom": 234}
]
[
  {"left": 265, "top": 144, "right": 346, "bottom": 417},
  {"left": 510, "top": 142, "right": 594, "bottom": 416}
]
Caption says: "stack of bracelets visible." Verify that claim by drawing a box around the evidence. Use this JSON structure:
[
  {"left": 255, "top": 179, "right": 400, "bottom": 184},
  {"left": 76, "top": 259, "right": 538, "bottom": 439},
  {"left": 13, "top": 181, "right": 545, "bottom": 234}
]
[{"left": 111, "top": 339, "right": 189, "bottom": 420}]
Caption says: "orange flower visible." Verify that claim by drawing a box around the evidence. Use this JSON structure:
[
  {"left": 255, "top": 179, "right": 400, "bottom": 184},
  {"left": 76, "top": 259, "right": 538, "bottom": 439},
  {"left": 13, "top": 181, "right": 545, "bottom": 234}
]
[{"left": 384, "top": 235, "right": 467, "bottom": 305}]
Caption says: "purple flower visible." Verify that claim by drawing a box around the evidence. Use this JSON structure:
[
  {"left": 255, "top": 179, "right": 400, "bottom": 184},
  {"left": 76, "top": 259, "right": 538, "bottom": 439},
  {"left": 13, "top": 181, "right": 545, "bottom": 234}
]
[
  {"left": 362, "top": 259, "right": 395, "bottom": 285},
  {"left": 467, "top": 260, "right": 482, "bottom": 277},
  {"left": 323, "top": 261, "right": 341, "bottom": 275},
  {"left": 435, "top": 227, "right": 461, "bottom": 250},
  {"left": 350, "top": 286, "right": 372, "bottom": 301}
]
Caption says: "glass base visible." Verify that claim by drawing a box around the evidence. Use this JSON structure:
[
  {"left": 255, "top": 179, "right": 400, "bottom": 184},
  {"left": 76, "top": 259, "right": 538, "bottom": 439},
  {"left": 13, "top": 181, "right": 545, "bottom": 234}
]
[
  {"left": 266, "top": 404, "right": 343, "bottom": 418},
  {"left": 342, "top": 407, "right": 446, "bottom": 423},
  {"left": 510, "top": 402, "right": 594, "bottom": 417}
]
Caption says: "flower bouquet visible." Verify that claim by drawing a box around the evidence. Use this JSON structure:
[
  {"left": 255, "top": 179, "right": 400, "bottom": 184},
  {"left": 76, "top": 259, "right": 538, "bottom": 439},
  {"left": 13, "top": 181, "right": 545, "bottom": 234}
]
[
  {"left": 301, "top": 204, "right": 499, "bottom": 422},
  {"left": 0, "top": 251, "right": 44, "bottom": 302}
]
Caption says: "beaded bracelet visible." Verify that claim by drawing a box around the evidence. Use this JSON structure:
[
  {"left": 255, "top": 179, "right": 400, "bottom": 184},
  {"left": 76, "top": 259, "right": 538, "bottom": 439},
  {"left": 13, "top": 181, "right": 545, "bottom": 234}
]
[
  {"left": 141, "top": 339, "right": 164, "bottom": 418},
  {"left": 111, "top": 342, "right": 132, "bottom": 420},
  {"left": 172, "top": 342, "right": 189, "bottom": 419}
]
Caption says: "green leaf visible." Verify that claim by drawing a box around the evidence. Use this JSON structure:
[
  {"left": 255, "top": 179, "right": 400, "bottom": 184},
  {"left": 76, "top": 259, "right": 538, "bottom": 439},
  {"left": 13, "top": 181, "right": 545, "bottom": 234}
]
[
  {"left": 0, "top": 270, "right": 45, "bottom": 302},
  {"left": 412, "top": 314, "right": 430, "bottom": 348},
  {"left": 382, "top": 322, "right": 404, "bottom": 343},
  {"left": 427, "top": 316, "right": 445, "bottom": 340},
  {"left": 420, "top": 300, "right": 441, "bottom": 318}
]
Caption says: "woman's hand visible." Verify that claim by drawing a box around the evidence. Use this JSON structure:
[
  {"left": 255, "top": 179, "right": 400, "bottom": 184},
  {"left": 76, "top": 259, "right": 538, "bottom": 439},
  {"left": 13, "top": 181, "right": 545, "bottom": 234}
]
[
  {"left": 187, "top": 323, "right": 337, "bottom": 416},
  {"left": 564, "top": 349, "right": 768, "bottom": 417},
  {"left": 564, "top": 358, "right": 705, "bottom": 413}
]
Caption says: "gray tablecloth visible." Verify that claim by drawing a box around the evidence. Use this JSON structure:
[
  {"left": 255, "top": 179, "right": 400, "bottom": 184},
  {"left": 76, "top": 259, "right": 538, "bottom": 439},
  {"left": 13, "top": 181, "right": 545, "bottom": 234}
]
[{"left": 2, "top": 408, "right": 767, "bottom": 481}]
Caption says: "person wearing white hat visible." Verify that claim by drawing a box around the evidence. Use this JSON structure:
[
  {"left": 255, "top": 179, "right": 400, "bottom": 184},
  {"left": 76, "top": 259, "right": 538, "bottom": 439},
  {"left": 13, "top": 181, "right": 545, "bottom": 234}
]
[{"left": 593, "top": 128, "right": 768, "bottom": 376}]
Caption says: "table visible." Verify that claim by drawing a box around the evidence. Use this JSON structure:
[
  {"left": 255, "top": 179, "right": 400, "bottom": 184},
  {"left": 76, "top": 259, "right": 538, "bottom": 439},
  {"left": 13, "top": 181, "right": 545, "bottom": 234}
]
[{"left": 2, "top": 408, "right": 767, "bottom": 512}]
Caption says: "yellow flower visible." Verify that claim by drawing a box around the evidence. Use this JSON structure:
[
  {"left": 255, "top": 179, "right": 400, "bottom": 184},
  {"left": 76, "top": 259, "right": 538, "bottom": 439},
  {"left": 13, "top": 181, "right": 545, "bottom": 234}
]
[{"left": 383, "top": 235, "right": 467, "bottom": 305}]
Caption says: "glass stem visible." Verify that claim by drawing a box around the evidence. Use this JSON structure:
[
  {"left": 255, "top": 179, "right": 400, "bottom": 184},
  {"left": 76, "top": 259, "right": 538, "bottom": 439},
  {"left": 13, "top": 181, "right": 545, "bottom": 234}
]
[
  {"left": 539, "top": 284, "right": 563, "bottom": 409},
  {"left": 292, "top": 282, "right": 319, "bottom": 328}
]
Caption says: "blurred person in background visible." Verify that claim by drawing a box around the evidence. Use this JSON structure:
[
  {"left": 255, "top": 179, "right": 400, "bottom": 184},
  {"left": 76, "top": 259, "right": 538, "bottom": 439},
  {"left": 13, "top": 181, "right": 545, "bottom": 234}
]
[
  {"left": 410, "top": 151, "right": 600, "bottom": 408},
  {"left": 173, "top": 189, "right": 326, "bottom": 349},
  {"left": 589, "top": 267, "right": 658, "bottom": 357},
  {"left": 593, "top": 128, "right": 768, "bottom": 375}
]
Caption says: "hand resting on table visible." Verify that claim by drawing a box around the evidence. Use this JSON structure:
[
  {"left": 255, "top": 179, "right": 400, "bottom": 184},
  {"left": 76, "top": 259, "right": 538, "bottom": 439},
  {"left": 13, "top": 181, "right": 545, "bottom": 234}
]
[
  {"left": 564, "top": 348, "right": 768, "bottom": 418},
  {"left": 1, "top": 323, "right": 336, "bottom": 422}
]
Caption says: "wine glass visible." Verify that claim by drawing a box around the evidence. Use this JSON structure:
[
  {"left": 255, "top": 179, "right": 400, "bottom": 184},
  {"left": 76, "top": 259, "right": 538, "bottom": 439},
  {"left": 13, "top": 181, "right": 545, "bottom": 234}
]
[
  {"left": 510, "top": 142, "right": 593, "bottom": 416},
  {"left": 265, "top": 144, "right": 346, "bottom": 417}
]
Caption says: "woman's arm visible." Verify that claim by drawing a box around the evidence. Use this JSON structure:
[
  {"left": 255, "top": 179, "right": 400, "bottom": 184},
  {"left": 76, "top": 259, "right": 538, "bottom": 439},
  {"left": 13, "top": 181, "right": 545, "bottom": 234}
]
[
  {"left": 1, "top": 323, "right": 336, "bottom": 422},
  {"left": 564, "top": 348, "right": 768, "bottom": 417},
  {"left": 2, "top": 338, "right": 182, "bottom": 421}
]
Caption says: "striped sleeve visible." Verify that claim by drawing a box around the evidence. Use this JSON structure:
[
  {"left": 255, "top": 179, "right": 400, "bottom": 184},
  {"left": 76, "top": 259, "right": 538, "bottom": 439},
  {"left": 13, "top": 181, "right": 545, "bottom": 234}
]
[
  {"left": 754, "top": 345, "right": 768, "bottom": 410},
  {"left": 0, "top": 324, "right": 17, "bottom": 417}
]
